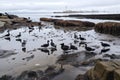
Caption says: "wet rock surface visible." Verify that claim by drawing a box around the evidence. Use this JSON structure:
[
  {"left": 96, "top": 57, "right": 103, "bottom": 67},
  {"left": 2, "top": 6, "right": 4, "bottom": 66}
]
[
  {"left": 0, "top": 49, "right": 17, "bottom": 58},
  {"left": 0, "top": 65, "right": 64, "bottom": 80}
]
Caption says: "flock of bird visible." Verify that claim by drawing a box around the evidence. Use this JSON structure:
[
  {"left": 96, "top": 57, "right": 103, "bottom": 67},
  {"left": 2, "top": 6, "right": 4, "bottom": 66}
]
[
  {"left": 40, "top": 32, "right": 111, "bottom": 55},
  {"left": 0, "top": 25, "right": 111, "bottom": 55}
]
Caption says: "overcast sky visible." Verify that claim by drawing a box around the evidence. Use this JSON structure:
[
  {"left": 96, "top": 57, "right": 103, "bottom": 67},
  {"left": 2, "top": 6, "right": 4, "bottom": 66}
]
[{"left": 0, "top": 0, "right": 120, "bottom": 12}]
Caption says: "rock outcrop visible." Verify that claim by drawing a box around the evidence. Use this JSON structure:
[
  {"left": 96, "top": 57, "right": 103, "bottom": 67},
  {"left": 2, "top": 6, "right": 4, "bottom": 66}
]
[
  {"left": 40, "top": 18, "right": 95, "bottom": 27},
  {"left": 75, "top": 60, "right": 120, "bottom": 80},
  {"left": 95, "top": 22, "right": 120, "bottom": 35}
]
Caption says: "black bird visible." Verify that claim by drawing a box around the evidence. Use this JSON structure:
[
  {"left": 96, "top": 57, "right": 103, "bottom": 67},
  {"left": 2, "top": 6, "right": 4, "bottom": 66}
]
[
  {"left": 22, "top": 47, "right": 26, "bottom": 52},
  {"left": 101, "top": 42, "right": 110, "bottom": 48},
  {"left": 16, "top": 38, "right": 22, "bottom": 42},
  {"left": 41, "top": 40, "right": 49, "bottom": 48},
  {"left": 22, "top": 40, "right": 26, "bottom": 47},
  {"left": 60, "top": 43, "right": 69, "bottom": 51},
  {"left": 85, "top": 44, "right": 95, "bottom": 51},
  {"left": 100, "top": 48, "right": 110, "bottom": 54},
  {"left": 79, "top": 41, "right": 86, "bottom": 47},
  {"left": 79, "top": 35, "right": 86, "bottom": 41},
  {"left": 4, "top": 37, "right": 11, "bottom": 41},
  {"left": 70, "top": 43, "right": 78, "bottom": 50},
  {"left": 50, "top": 39, "right": 56, "bottom": 47},
  {"left": 16, "top": 32, "right": 21, "bottom": 38},
  {"left": 74, "top": 33, "right": 78, "bottom": 39}
]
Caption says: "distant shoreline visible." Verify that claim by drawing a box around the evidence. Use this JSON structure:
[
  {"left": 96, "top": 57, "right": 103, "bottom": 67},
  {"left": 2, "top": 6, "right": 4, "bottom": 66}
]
[{"left": 54, "top": 14, "right": 120, "bottom": 20}]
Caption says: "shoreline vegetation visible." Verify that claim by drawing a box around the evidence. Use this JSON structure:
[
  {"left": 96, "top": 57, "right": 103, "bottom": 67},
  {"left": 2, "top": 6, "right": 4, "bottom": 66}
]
[{"left": 0, "top": 12, "right": 120, "bottom": 80}]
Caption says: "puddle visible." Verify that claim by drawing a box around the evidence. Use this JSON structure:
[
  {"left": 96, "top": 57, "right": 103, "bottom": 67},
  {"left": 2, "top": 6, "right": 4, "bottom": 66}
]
[{"left": 0, "top": 21, "right": 120, "bottom": 79}]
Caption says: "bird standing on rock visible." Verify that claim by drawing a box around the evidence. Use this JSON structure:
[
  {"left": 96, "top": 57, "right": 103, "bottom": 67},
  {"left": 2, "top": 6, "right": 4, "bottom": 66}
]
[
  {"left": 41, "top": 40, "right": 49, "bottom": 48},
  {"left": 60, "top": 43, "right": 69, "bottom": 51},
  {"left": 84, "top": 44, "right": 95, "bottom": 51},
  {"left": 101, "top": 42, "right": 110, "bottom": 48}
]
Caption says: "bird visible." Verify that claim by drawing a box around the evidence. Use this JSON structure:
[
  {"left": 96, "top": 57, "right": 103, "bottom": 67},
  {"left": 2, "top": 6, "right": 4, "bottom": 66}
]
[
  {"left": 60, "top": 43, "right": 69, "bottom": 51},
  {"left": 4, "top": 37, "right": 11, "bottom": 41},
  {"left": 74, "top": 33, "right": 78, "bottom": 39},
  {"left": 84, "top": 44, "right": 95, "bottom": 51},
  {"left": 15, "top": 32, "right": 21, "bottom": 38},
  {"left": 50, "top": 39, "right": 56, "bottom": 47},
  {"left": 41, "top": 40, "right": 49, "bottom": 48},
  {"left": 16, "top": 38, "right": 22, "bottom": 42},
  {"left": 22, "top": 47, "right": 26, "bottom": 52},
  {"left": 79, "top": 35, "right": 86, "bottom": 41},
  {"left": 70, "top": 43, "right": 78, "bottom": 50},
  {"left": 79, "top": 41, "right": 86, "bottom": 47},
  {"left": 100, "top": 48, "right": 110, "bottom": 54},
  {"left": 101, "top": 42, "right": 110, "bottom": 48},
  {"left": 22, "top": 40, "right": 26, "bottom": 47}
]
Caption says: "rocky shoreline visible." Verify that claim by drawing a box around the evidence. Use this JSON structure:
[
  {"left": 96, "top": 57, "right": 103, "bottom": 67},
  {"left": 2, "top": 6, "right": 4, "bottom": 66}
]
[
  {"left": 0, "top": 13, "right": 41, "bottom": 32},
  {"left": 0, "top": 13, "right": 120, "bottom": 80}
]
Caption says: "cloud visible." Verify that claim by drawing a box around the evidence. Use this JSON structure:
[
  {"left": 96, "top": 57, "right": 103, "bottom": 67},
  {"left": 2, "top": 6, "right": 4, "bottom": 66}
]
[{"left": 0, "top": 0, "right": 120, "bottom": 12}]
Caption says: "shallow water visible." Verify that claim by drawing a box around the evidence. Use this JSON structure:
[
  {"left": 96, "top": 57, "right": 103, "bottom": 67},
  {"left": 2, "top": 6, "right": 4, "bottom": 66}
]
[{"left": 0, "top": 13, "right": 120, "bottom": 80}]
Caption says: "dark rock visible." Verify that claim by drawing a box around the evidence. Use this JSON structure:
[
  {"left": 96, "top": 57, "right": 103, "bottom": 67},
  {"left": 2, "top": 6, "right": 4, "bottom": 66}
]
[
  {"left": 27, "top": 71, "right": 37, "bottom": 78},
  {"left": 40, "top": 18, "right": 95, "bottom": 27},
  {"left": 0, "top": 75, "right": 14, "bottom": 80},
  {"left": 95, "top": 22, "right": 120, "bottom": 35}
]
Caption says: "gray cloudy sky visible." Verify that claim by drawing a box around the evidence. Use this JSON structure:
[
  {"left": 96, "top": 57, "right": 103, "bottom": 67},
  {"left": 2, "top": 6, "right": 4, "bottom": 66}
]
[{"left": 0, "top": 0, "right": 120, "bottom": 12}]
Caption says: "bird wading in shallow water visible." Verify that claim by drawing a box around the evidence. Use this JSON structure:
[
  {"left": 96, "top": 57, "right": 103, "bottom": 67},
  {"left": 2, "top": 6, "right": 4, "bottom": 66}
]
[
  {"left": 79, "top": 35, "right": 86, "bottom": 41},
  {"left": 70, "top": 43, "right": 78, "bottom": 50},
  {"left": 101, "top": 42, "right": 110, "bottom": 48},
  {"left": 41, "top": 40, "right": 49, "bottom": 48},
  {"left": 84, "top": 44, "right": 95, "bottom": 52},
  {"left": 60, "top": 43, "right": 69, "bottom": 51}
]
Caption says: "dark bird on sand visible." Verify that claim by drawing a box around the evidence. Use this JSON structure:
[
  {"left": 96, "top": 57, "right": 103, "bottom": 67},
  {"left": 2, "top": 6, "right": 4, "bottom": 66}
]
[
  {"left": 41, "top": 40, "right": 49, "bottom": 48},
  {"left": 85, "top": 44, "right": 95, "bottom": 51},
  {"left": 70, "top": 43, "right": 78, "bottom": 50},
  {"left": 101, "top": 42, "right": 110, "bottom": 48},
  {"left": 79, "top": 35, "right": 86, "bottom": 41},
  {"left": 60, "top": 43, "right": 69, "bottom": 51}
]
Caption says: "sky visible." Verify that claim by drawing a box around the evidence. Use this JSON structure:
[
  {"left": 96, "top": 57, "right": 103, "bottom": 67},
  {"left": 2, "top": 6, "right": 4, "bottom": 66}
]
[{"left": 0, "top": 0, "right": 120, "bottom": 12}]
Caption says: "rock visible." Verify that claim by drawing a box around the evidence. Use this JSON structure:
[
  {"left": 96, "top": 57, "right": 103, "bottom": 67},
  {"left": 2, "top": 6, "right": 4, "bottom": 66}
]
[
  {"left": 95, "top": 22, "right": 120, "bottom": 35},
  {"left": 40, "top": 18, "right": 95, "bottom": 27},
  {"left": 114, "top": 70, "right": 120, "bottom": 80},
  {"left": 85, "top": 61, "right": 120, "bottom": 80},
  {"left": 0, "top": 21, "right": 5, "bottom": 28},
  {"left": 0, "top": 49, "right": 17, "bottom": 58},
  {"left": 27, "top": 71, "right": 37, "bottom": 78},
  {"left": 0, "top": 75, "right": 14, "bottom": 80}
]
